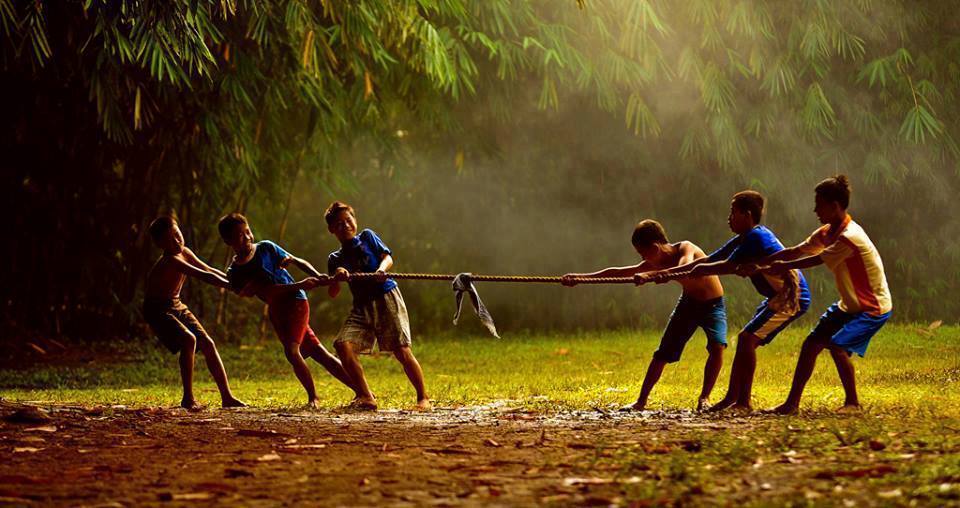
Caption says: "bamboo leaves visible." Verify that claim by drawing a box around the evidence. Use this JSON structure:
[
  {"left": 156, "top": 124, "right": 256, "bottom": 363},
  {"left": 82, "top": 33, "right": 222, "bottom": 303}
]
[{"left": 801, "top": 82, "right": 836, "bottom": 140}]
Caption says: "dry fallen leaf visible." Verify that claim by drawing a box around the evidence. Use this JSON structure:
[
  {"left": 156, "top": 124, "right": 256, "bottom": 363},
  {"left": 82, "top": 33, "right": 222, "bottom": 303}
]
[
  {"left": 14, "top": 447, "right": 43, "bottom": 453},
  {"left": 172, "top": 492, "right": 214, "bottom": 501},
  {"left": 483, "top": 438, "right": 501, "bottom": 448},
  {"left": 238, "top": 429, "right": 290, "bottom": 438},
  {"left": 281, "top": 444, "right": 327, "bottom": 449},
  {"left": 257, "top": 453, "right": 282, "bottom": 462},
  {"left": 25, "top": 425, "right": 57, "bottom": 433},
  {"left": 878, "top": 489, "right": 902, "bottom": 498}
]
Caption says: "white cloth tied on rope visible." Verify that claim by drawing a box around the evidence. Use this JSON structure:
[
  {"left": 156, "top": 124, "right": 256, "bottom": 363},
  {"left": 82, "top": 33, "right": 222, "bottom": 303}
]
[{"left": 452, "top": 273, "right": 500, "bottom": 338}]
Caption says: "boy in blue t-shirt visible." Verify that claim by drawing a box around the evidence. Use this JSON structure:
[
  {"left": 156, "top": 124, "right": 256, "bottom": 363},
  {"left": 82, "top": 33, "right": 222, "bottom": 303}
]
[
  {"left": 218, "top": 213, "right": 361, "bottom": 408},
  {"left": 649, "top": 191, "right": 811, "bottom": 412},
  {"left": 324, "top": 201, "right": 430, "bottom": 411}
]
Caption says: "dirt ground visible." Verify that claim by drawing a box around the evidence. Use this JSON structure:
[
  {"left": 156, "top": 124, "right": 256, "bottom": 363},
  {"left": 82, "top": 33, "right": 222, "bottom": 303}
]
[{"left": 0, "top": 400, "right": 951, "bottom": 507}]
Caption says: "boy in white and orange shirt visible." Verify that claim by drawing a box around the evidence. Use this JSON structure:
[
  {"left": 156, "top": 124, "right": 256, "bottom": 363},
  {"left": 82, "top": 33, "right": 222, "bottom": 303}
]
[{"left": 739, "top": 175, "right": 892, "bottom": 414}]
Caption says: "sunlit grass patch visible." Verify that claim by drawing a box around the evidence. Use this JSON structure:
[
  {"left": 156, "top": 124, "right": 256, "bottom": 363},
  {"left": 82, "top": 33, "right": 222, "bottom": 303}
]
[{"left": 1, "top": 324, "right": 957, "bottom": 416}]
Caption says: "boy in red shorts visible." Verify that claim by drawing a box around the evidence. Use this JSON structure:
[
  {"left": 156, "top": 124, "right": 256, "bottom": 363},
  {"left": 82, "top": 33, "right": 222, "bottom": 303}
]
[{"left": 218, "top": 213, "right": 360, "bottom": 408}]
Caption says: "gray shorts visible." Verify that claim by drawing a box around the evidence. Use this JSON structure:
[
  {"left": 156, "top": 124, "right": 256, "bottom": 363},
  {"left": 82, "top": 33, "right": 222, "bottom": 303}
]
[{"left": 334, "top": 288, "right": 412, "bottom": 354}]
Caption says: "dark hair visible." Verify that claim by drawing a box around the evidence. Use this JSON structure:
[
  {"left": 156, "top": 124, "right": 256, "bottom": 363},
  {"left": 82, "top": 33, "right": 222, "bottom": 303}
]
[
  {"left": 732, "top": 190, "right": 765, "bottom": 223},
  {"left": 324, "top": 201, "right": 355, "bottom": 226},
  {"left": 218, "top": 213, "right": 248, "bottom": 241},
  {"left": 148, "top": 216, "right": 177, "bottom": 243},
  {"left": 815, "top": 174, "right": 851, "bottom": 208},
  {"left": 631, "top": 219, "right": 669, "bottom": 247}
]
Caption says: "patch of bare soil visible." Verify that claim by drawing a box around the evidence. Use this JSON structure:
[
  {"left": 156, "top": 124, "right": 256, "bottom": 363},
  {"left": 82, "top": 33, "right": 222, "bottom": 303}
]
[{"left": 0, "top": 401, "right": 939, "bottom": 506}]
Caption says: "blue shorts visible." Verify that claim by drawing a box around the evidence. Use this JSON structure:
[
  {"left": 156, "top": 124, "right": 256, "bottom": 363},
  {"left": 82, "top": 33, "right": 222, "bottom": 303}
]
[
  {"left": 808, "top": 303, "right": 891, "bottom": 357},
  {"left": 743, "top": 293, "right": 811, "bottom": 345},
  {"left": 653, "top": 296, "right": 728, "bottom": 363}
]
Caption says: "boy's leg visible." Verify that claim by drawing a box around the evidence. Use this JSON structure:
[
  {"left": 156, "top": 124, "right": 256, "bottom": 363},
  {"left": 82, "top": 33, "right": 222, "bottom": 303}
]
[
  {"left": 181, "top": 308, "right": 245, "bottom": 407},
  {"left": 631, "top": 297, "right": 699, "bottom": 410},
  {"left": 393, "top": 346, "right": 430, "bottom": 409},
  {"left": 698, "top": 342, "right": 725, "bottom": 409},
  {"left": 305, "top": 341, "right": 363, "bottom": 398},
  {"left": 710, "top": 331, "right": 759, "bottom": 412},
  {"left": 335, "top": 341, "right": 376, "bottom": 408},
  {"left": 269, "top": 299, "right": 320, "bottom": 407},
  {"left": 195, "top": 336, "right": 245, "bottom": 407},
  {"left": 728, "top": 300, "right": 808, "bottom": 410},
  {"left": 633, "top": 358, "right": 668, "bottom": 410},
  {"left": 733, "top": 333, "right": 762, "bottom": 407},
  {"left": 177, "top": 333, "right": 198, "bottom": 409},
  {"left": 146, "top": 304, "right": 200, "bottom": 409},
  {"left": 774, "top": 304, "right": 852, "bottom": 414},
  {"left": 829, "top": 347, "right": 860, "bottom": 409},
  {"left": 377, "top": 288, "right": 428, "bottom": 409},
  {"left": 696, "top": 298, "right": 728, "bottom": 410},
  {"left": 284, "top": 341, "right": 319, "bottom": 407},
  {"left": 826, "top": 309, "right": 890, "bottom": 412},
  {"left": 773, "top": 336, "right": 826, "bottom": 414},
  {"left": 297, "top": 319, "right": 362, "bottom": 397}
]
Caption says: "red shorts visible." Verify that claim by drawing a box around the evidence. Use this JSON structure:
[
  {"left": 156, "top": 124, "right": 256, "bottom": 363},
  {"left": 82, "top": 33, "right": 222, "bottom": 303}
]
[{"left": 268, "top": 297, "right": 322, "bottom": 355}]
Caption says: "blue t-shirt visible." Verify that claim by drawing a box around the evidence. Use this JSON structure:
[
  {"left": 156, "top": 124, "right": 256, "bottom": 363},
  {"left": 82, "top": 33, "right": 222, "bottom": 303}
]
[
  {"left": 227, "top": 240, "right": 307, "bottom": 300},
  {"left": 328, "top": 229, "right": 398, "bottom": 305},
  {"left": 708, "top": 225, "right": 810, "bottom": 300}
]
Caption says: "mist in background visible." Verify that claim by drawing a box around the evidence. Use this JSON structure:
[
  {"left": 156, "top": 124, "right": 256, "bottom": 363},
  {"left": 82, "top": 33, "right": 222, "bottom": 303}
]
[{"left": 4, "top": 1, "right": 959, "bottom": 342}]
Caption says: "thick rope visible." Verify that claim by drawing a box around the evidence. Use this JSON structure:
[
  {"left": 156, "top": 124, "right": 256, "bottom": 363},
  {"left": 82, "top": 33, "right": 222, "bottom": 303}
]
[
  {"left": 344, "top": 269, "right": 800, "bottom": 311},
  {"left": 344, "top": 273, "right": 636, "bottom": 284}
]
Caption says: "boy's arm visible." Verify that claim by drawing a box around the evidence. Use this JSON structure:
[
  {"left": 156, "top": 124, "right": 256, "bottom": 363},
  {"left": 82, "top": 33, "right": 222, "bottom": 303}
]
[
  {"left": 636, "top": 241, "right": 707, "bottom": 285},
  {"left": 758, "top": 255, "right": 824, "bottom": 275},
  {"left": 652, "top": 255, "right": 715, "bottom": 279},
  {"left": 278, "top": 252, "right": 327, "bottom": 280},
  {"left": 328, "top": 267, "right": 349, "bottom": 299},
  {"left": 239, "top": 277, "right": 324, "bottom": 299},
  {"left": 377, "top": 254, "right": 393, "bottom": 273},
  {"left": 683, "top": 259, "right": 737, "bottom": 277},
  {"left": 374, "top": 254, "right": 394, "bottom": 281},
  {"left": 735, "top": 245, "right": 810, "bottom": 276},
  {"left": 180, "top": 247, "right": 228, "bottom": 278},
  {"left": 561, "top": 262, "right": 649, "bottom": 286},
  {"left": 169, "top": 256, "right": 231, "bottom": 289}
]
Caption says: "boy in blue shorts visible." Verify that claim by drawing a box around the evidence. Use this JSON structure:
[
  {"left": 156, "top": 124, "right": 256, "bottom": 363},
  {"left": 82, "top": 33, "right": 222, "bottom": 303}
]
[
  {"left": 563, "top": 219, "right": 727, "bottom": 411},
  {"left": 324, "top": 201, "right": 430, "bottom": 411},
  {"left": 739, "top": 176, "right": 892, "bottom": 414},
  {"left": 647, "top": 191, "right": 811, "bottom": 412}
]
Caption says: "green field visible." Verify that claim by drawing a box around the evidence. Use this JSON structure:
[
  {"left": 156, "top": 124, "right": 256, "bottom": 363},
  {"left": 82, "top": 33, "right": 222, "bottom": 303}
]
[
  {"left": 3, "top": 324, "right": 960, "bottom": 506},
  {"left": 3, "top": 324, "right": 958, "bottom": 416}
]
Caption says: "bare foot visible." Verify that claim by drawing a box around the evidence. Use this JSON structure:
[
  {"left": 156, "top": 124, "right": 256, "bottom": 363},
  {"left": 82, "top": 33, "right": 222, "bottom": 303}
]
[
  {"left": 770, "top": 403, "right": 798, "bottom": 415},
  {"left": 180, "top": 398, "right": 203, "bottom": 411},
  {"left": 696, "top": 398, "right": 710, "bottom": 412},
  {"left": 835, "top": 404, "right": 862, "bottom": 414},
  {"left": 414, "top": 399, "right": 433, "bottom": 412},
  {"left": 619, "top": 401, "right": 645, "bottom": 412},
  {"left": 707, "top": 397, "right": 737, "bottom": 412},
  {"left": 221, "top": 397, "right": 247, "bottom": 409},
  {"left": 306, "top": 399, "right": 320, "bottom": 410},
  {"left": 350, "top": 396, "right": 378, "bottom": 411},
  {"left": 729, "top": 404, "right": 753, "bottom": 415}
]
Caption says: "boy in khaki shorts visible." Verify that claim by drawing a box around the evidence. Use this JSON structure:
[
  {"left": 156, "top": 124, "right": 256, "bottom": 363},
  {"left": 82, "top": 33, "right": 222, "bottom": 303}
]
[{"left": 324, "top": 201, "right": 430, "bottom": 411}]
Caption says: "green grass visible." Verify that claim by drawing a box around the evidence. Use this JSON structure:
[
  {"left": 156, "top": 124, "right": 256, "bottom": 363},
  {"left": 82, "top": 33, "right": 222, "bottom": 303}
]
[{"left": 2, "top": 324, "right": 958, "bottom": 416}]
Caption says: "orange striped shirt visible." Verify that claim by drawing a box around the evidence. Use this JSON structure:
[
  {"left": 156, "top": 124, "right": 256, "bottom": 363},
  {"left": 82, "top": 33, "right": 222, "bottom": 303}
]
[{"left": 798, "top": 215, "right": 892, "bottom": 316}]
